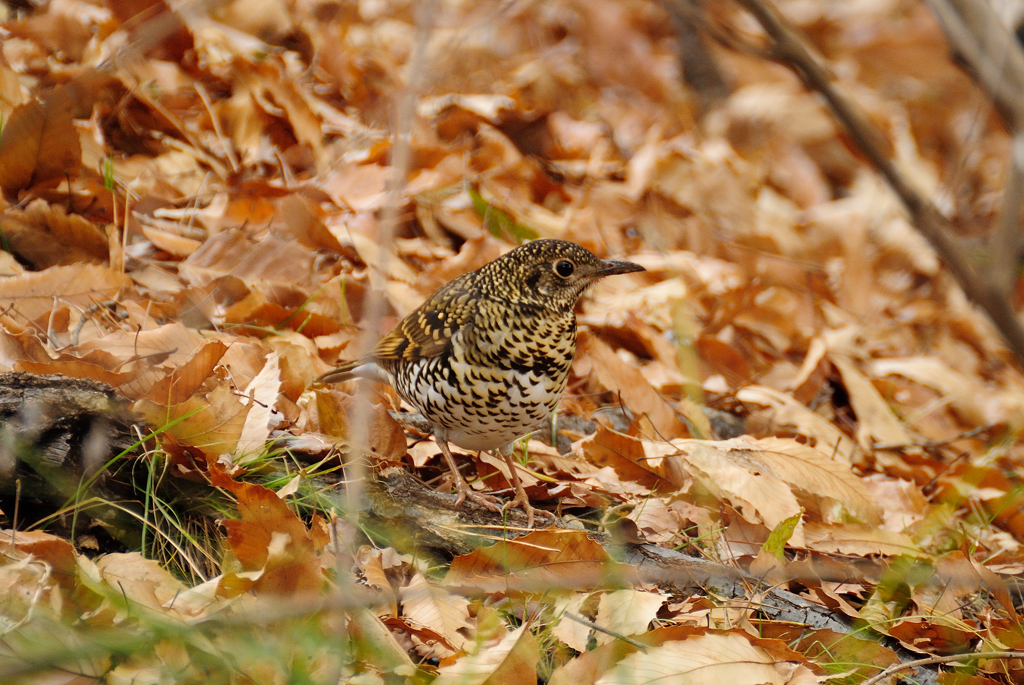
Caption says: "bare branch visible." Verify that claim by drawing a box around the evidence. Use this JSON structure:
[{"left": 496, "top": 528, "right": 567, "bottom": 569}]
[
  {"left": 926, "top": 0, "right": 1024, "bottom": 296},
  {"left": 927, "top": 0, "right": 1024, "bottom": 131},
  {"left": 735, "top": 0, "right": 1024, "bottom": 365},
  {"left": 344, "top": 0, "right": 438, "bottom": 522}
]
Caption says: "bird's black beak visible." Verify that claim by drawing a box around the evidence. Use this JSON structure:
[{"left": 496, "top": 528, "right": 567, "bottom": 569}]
[{"left": 595, "top": 259, "right": 646, "bottom": 277}]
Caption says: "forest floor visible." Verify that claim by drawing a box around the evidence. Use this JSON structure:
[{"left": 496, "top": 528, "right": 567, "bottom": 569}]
[{"left": 1, "top": 0, "right": 1023, "bottom": 683}]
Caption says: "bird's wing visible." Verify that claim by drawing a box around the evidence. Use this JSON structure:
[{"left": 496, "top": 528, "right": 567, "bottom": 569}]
[
  {"left": 314, "top": 275, "right": 478, "bottom": 385},
  {"left": 371, "top": 274, "right": 478, "bottom": 363}
]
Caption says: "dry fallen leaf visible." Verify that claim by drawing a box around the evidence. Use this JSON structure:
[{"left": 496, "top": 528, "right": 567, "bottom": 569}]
[
  {"left": 94, "top": 553, "right": 187, "bottom": 614},
  {"left": 0, "top": 89, "right": 81, "bottom": 194},
  {"left": 736, "top": 385, "right": 861, "bottom": 466},
  {"left": 579, "top": 331, "right": 698, "bottom": 440},
  {"left": 432, "top": 624, "right": 540, "bottom": 685},
  {"left": 831, "top": 354, "right": 914, "bottom": 450},
  {"left": 595, "top": 632, "right": 816, "bottom": 685},
  {"left": 594, "top": 588, "right": 668, "bottom": 646},
  {"left": 0, "top": 264, "right": 130, "bottom": 323},
  {"left": 2, "top": 200, "right": 109, "bottom": 268},
  {"left": 210, "top": 461, "right": 323, "bottom": 596},
  {"left": 234, "top": 352, "right": 281, "bottom": 461},
  {"left": 2, "top": 0, "right": 1024, "bottom": 679},
  {"left": 399, "top": 572, "right": 471, "bottom": 652}
]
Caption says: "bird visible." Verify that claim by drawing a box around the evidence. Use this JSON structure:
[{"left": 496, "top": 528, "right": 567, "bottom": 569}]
[{"left": 316, "top": 239, "right": 645, "bottom": 526}]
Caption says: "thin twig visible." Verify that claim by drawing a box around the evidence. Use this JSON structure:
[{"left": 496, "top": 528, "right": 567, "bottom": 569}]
[
  {"left": 344, "top": 0, "right": 437, "bottom": 522},
  {"left": 861, "top": 651, "right": 1024, "bottom": 685},
  {"left": 991, "top": 133, "right": 1024, "bottom": 296},
  {"left": 926, "top": 0, "right": 1024, "bottom": 297},
  {"left": 735, "top": 0, "right": 1024, "bottom": 365},
  {"left": 562, "top": 611, "right": 650, "bottom": 652},
  {"left": 926, "top": 0, "right": 1024, "bottom": 130}
]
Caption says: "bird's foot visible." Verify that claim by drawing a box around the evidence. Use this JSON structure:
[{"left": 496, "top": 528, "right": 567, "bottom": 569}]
[
  {"left": 503, "top": 489, "right": 556, "bottom": 529},
  {"left": 453, "top": 483, "right": 503, "bottom": 513}
]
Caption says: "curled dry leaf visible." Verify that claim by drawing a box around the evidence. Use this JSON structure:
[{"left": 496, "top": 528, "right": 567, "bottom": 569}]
[
  {"left": 0, "top": 90, "right": 81, "bottom": 195},
  {"left": 355, "top": 545, "right": 402, "bottom": 598},
  {"left": 0, "top": 61, "right": 24, "bottom": 121},
  {"left": 364, "top": 400, "right": 408, "bottom": 463},
  {"left": 135, "top": 382, "right": 249, "bottom": 456},
  {"left": 870, "top": 356, "right": 1002, "bottom": 427},
  {"left": 2, "top": 201, "right": 109, "bottom": 268},
  {"left": 94, "top": 553, "right": 187, "bottom": 615},
  {"left": 235, "top": 59, "right": 325, "bottom": 170},
  {"left": 585, "top": 277, "right": 690, "bottom": 332},
  {"left": 348, "top": 606, "right": 420, "bottom": 676},
  {"left": 432, "top": 624, "right": 539, "bottom": 685},
  {"left": 577, "top": 424, "right": 667, "bottom": 493},
  {"left": 886, "top": 616, "right": 978, "bottom": 656},
  {"left": 735, "top": 437, "right": 880, "bottom": 523},
  {"left": 802, "top": 521, "right": 925, "bottom": 558},
  {"left": 320, "top": 163, "right": 390, "bottom": 213},
  {"left": 179, "top": 231, "right": 322, "bottom": 291},
  {"left": 736, "top": 385, "right": 861, "bottom": 466},
  {"left": 861, "top": 474, "right": 928, "bottom": 531},
  {"left": 276, "top": 193, "right": 345, "bottom": 253},
  {"left": 911, "top": 551, "right": 981, "bottom": 620},
  {"left": 627, "top": 497, "right": 682, "bottom": 544},
  {"left": 15, "top": 359, "right": 129, "bottom": 387},
  {"left": 552, "top": 593, "right": 591, "bottom": 652},
  {"left": 140, "top": 223, "right": 203, "bottom": 258},
  {"left": 78, "top": 322, "right": 209, "bottom": 399},
  {"left": 417, "top": 94, "right": 516, "bottom": 124},
  {"left": 0, "top": 529, "right": 77, "bottom": 580},
  {"left": 297, "top": 388, "right": 350, "bottom": 446},
  {"left": 234, "top": 352, "right": 282, "bottom": 461},
  {"left": 145, "top": 340, "right": 228, "bottom": 405}
]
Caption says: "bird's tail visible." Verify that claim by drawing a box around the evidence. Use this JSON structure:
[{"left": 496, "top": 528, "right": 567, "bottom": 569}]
[
  {"left": 314, "top": 359, "right": 391, "bottom": 385},
  {"left": 314, "top": 359, "right": 362, "bottom": 385}
]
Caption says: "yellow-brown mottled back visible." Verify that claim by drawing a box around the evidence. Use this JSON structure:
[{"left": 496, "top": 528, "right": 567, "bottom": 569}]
[{"left": 318, "top": 239, "right": 645, "bottom": 525}]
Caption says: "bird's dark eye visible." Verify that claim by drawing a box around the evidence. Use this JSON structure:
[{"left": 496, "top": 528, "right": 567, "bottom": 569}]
[{"left": 555, "top": 260, "right": 575, "bottom": 278}]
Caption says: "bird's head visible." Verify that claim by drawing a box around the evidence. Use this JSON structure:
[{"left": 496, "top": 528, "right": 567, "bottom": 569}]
[{"left": 485, "top": 239, "right": 646, "bottom": 310}]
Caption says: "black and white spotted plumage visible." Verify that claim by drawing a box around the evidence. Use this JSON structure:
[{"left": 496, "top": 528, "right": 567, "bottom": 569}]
[{"left": 318, "top": 239, "right": 645, "bottom": 524}]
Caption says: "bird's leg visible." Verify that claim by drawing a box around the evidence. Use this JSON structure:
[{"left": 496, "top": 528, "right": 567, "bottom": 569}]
[
  {"left": 434, "top": 429, "right": 502, "bottom": 512},
  {"left": 497, "top": 443, "right": 556, "bottom": 529}
]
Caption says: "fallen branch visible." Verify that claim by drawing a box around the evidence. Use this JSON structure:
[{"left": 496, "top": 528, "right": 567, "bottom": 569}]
[{"left": 357, "top": 469, "right": 949, "bottom": 682}]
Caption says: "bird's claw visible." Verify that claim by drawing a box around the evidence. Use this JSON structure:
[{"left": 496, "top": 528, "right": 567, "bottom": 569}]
[
  {"left": 454, "top": 484, "right": 503, "bottom": 513},
  {"left": 503, "top": 492, "right": 556, "bottom": 529},
  {"left": 448, "top": 468, "right": 554, "bottom": 527}
]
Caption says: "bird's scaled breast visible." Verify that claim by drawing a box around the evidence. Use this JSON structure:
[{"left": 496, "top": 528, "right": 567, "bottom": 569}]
[{"left": 394, "top": 352, "right": 569, "bottom": 452}]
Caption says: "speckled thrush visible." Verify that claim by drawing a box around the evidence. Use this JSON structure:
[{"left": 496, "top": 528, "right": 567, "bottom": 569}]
[{"left": 317, "top": 239, "right": 645, "bottom": 526}]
